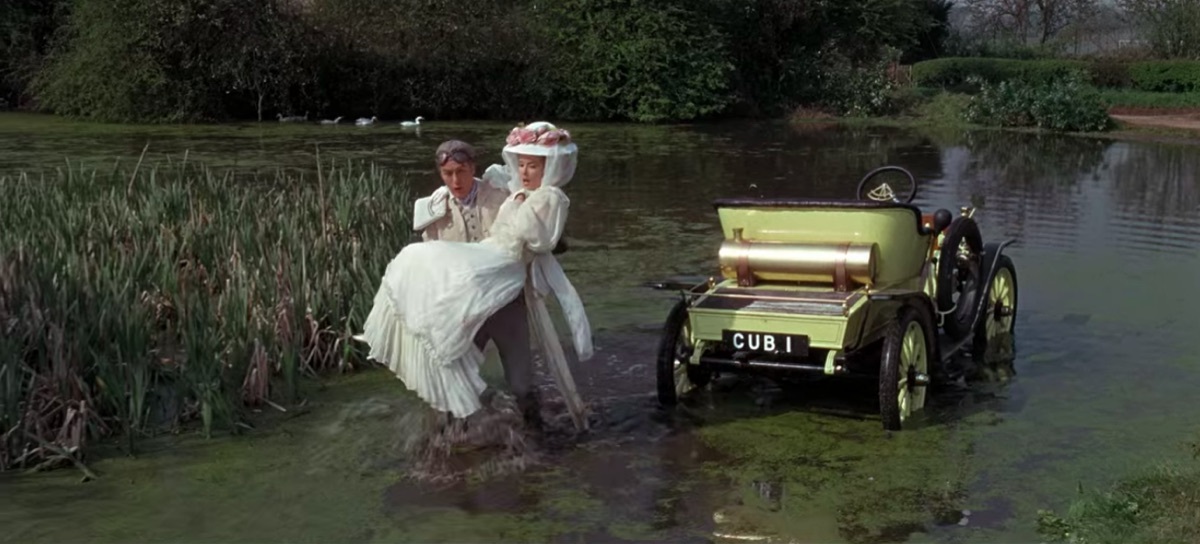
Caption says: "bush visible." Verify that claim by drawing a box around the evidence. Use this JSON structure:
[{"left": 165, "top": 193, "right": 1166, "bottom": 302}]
[
  {"left": 1127, "top": 60, "right": 1200, "bottom": 93},
  {"left": 964, "top": 72, "right": 1112, "bottom": 132},
  {"left": 912, "top": 57, "right": 1090, "bottom": 91},
  {"left": 536, "top": 0, "right": 733, "bottom": 122},
  {"left": 914, "top": 91, "right": 971, "bottom": 124},
  {"left": 1089, "top": 60, "right": 1133, "bottom": 89},
  {"left": 817, "top": 50, "right": 903, "bottom": 117},
  {"left": 33, "top": 0, "right": 312, "bottom": 123},
  {"left": 1099, "top": 89, "right": 1200, "bottom": 110},
  {"left": 914, "top": 57, "right": 1200, "bottom": 95},
  {"left": 23, "top": 0, "right": 954, "bottom": 123}
]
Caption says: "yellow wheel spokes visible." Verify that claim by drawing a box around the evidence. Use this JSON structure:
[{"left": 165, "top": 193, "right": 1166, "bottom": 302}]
[
  {"left": 986, "top": 268, "right": 1015, "bottom": 339},
  {"left": 898, "top": 320, "right": 928, "bottom": 421}
]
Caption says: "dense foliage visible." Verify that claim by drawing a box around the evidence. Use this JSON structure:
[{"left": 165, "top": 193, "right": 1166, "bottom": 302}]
[
  {"left": 1119, "top": 0, "right": 1200, "bottom": 60},
  {"left": 914, "top": 57, "right": 1200, "bottom": 93},
  {"left": 964, "top": 72, "right": 1113, "bottom": 132},
  {"left": 1, "top": 159, "right": 411, "bottom": 471},
  {"left": 3, "top": 0, "right": 940, "bottom": 123},
  {"left": 535, "top": 0, "right": 734, "bottom": 123}
]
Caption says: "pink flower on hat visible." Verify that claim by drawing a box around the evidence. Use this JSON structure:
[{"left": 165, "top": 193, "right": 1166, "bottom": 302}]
[{"left": 505, "top": 123, "right": 572, "bottom": 147}]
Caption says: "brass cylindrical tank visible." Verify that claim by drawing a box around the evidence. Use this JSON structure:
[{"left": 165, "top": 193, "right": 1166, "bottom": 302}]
[{"left": 718, "top": 238, "right": 879, "bottom": 287}]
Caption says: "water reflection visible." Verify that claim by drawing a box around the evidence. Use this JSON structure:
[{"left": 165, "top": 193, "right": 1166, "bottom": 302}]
[
  {"left": 918, "top": 130, "right": 1200, "bottom": 259},
  {"left": 5, "top": 115, "right": 1200, "bottom": 543}
]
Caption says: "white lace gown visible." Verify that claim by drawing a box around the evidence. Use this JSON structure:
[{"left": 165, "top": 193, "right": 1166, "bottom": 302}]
[{"left": 358, "top": 185, "right": 591, "bottom": 419}]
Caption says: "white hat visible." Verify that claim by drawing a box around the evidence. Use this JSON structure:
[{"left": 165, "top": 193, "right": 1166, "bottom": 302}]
[{"left": 500, "top": 121, "right": 578, "bottom": 193}]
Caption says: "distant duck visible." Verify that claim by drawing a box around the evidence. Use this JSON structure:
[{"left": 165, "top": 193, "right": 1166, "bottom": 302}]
[
  {"left": 277, "top": 112, "right": 307, "bottom": 123},
  {"left": 320, "top": 116, "right": 343, "bottom": 125},
  {"left": 400, "top": 116, "right": 425, "bottom": 128},
  {"left": 356, "top": 116, "right": 378, "bottom": 126}
]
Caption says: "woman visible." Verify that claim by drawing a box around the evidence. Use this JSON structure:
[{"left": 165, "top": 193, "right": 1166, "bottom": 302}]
[{"left": 357, "top": 121, "right": 592, "bottom": 426}]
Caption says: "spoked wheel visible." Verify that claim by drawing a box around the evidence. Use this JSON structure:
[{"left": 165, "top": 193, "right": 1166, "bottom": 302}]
[
  {"left": 937, "top": 217, "right": 983, "bottom": 339},
  {"left": 879, "top": 305, "right": 934, "bottom": 431},
  {"left": 973, "top": 255, "right": 1018, "bottom": 363},
  {"left": 656, "top": 299, "right": 712, "bottom": 406}
]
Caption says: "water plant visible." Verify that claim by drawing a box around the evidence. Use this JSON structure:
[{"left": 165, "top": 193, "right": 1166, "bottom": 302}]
[{"left": 0, "top": 153, "right": 412, "bottom": 473}]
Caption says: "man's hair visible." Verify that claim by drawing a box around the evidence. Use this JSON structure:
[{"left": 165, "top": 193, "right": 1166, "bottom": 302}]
[{"left": 435, "top": 140, "right": 477, "bottom": 166}]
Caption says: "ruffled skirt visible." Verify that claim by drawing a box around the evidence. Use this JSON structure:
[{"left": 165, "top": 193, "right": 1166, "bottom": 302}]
[{"left": 358, "top": 240, "right": 525, "bottom": 418}]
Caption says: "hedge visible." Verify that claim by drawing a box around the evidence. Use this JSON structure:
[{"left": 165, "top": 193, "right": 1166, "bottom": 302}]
[
  {"left": 911, "top": 58, "right": 1090, "bottom": 89},
  {"left": 912, "top": 58, "right": 1200, "bottom": 93}
]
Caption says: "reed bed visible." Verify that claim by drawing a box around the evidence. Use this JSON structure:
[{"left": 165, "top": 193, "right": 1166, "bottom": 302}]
[{"left": 0, "top": 155, "right": 412, "bottom": 473}]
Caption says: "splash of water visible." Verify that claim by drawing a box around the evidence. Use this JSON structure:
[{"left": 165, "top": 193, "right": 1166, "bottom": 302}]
[{"left": 398, "top": 390, "right": 541, "bottom": 484}]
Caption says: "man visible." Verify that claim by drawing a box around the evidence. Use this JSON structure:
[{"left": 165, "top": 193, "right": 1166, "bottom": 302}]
[
  {"left": 415, "top": 140, "right": 509, "bottom": 243},
  {"left": 411, "top": 139, "right": 542, "bottom": 426}
]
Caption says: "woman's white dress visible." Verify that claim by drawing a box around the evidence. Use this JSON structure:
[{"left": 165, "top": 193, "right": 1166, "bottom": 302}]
[{"left": 358, "top": 185, "right": 592, "bottom": 420}]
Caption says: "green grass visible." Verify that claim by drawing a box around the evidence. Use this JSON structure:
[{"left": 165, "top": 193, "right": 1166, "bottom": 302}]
[
  {"left": 1037, "top": 447, "right": 1200, "bottom": 544},
  {"left": 791, "top": 86, "right": 1200, "bottom": 146},
  {"left": 0, "top": 155, "right": 412, "bottom": 472},
  {"left": 1099, "top": 90, "right": 1200, "bottom": 110},
  {"left": 789, "top": 90, "right": 976, "bottom": 130},
  {"left": 910, "top": 91, "right": 974, "bottom": 126}
]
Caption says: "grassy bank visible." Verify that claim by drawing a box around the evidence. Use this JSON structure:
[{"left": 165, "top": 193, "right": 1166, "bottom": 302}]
[
  {"left": 1099, "top": 90, "right": 1200, "bottom": 111},
  {"left": 1036, "top": 438, "right": 1200, "bottom": 544},
  {"left": 793, "top": 86, "right": 1200, "bottom": 144},
  {"left": 0, "top": 155, "right": 410, "bottom": 473}
]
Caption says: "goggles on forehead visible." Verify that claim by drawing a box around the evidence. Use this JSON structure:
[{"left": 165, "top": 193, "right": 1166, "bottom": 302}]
[{"left": 437, "top": 149, "right": 474, "bottom": 166}]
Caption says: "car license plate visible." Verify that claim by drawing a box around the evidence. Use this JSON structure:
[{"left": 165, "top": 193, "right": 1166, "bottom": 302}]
[{"left": 722, "top": 330, "right": 809, "bottom": 355}]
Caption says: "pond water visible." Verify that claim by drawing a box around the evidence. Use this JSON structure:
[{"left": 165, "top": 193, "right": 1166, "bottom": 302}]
[{"left": 2, "top": 113, "right": 1199, "bottom": 543}]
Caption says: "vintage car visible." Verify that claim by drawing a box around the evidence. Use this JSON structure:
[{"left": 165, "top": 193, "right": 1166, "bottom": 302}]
[{"left": 651, "top": 166, "right": 1019, "bottom": 430}]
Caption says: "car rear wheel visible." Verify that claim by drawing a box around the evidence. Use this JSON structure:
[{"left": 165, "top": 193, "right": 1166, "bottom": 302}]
[
  {"left": 656, "top": 299, "right": 711, "bottom": 406},
  {"left": 973, "top": 254, "right": 1018, "bottom": 363},
  {"left": 879, "top": 305, "right": 934, "bottom": 431}
]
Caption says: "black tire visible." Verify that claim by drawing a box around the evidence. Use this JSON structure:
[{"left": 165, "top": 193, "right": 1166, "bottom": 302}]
[
  {"left": 937, "top": 217, "right": 984, "bottom": 339},
  {"left": 972, "top": 254, "right": 1018, "bottom": 360},
  {"left": 656, "top": 299, "right": 709, "bottom": 406},
  {"left": 879, "top": 305, "right": 935, "bottom": 431}
]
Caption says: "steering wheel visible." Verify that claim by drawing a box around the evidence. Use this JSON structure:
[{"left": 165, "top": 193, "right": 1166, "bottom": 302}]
[{"left": 856, "top": 166, "right": 918, "bottom": 204}]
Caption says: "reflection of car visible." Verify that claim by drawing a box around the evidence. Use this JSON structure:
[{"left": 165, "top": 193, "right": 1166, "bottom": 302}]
[{"left": 652, "top": 166, "right": 1019, "bottom": 430}]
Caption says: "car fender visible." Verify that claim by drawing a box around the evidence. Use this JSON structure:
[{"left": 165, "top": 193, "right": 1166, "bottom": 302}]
[
  {"left": 864, "top": 292, "right": 940, "bottom": 363},
  {"left": 970, "top": 239, "right": 1017, "bottom": 332}
]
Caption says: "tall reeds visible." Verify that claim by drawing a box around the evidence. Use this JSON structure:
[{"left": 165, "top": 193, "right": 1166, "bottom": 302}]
[{"left": 0, "top": 156, "right": 412, "bottom": 472}]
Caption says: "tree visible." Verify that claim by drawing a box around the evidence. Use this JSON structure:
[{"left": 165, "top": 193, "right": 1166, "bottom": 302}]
[
  {"left": 903, "top": 0, "right": 957, "bottom": 62},
  {"left": 211, "top": 1, "right": 311, "bottom": 121},
  {"left": 1118, "top": 0, "right": 1200, "bottom": 58},
  {"left": 1034, "top": 0, "right": 1100, "bottom": 44},
  {"left": 961, "top": 0, "right": 1098, "bottom": 44},
  {"left": 305, "top": 0, "right": 538, "bottom": 119},
  {"left": 962, "top": 0, "right": 1035, "bottom": 41},
  {"left": 537, "top": 0, "right": 734, "bottom": 122},
  {"left": 0, "top": 0, "right": 72, "bottom": 107}
]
